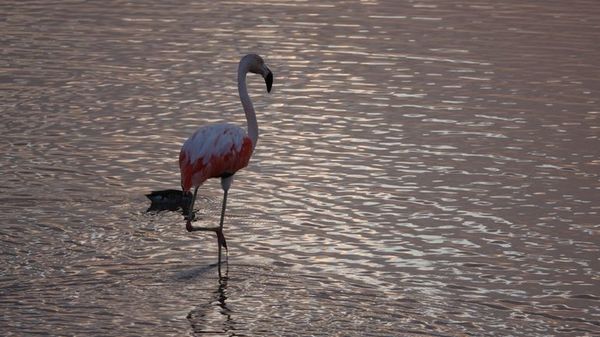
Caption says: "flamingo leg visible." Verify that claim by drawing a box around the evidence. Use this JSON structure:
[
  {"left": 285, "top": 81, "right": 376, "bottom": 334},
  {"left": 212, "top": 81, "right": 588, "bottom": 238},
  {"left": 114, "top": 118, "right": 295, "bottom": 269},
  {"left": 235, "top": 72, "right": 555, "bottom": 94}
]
[
  {"left": 184, "top": 181, "right": 230, "bottom": 277},
  {"left": 217, "top": 189, "right": 229, "bottom": 269},
  {"left": 185, "top": 186, "right": 199, "bottom": 232}
]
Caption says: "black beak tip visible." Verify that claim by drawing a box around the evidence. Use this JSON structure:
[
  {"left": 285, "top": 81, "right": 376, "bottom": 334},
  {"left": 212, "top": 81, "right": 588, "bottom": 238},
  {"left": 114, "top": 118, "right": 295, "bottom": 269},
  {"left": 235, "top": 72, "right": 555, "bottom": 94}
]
[{"left": 265, "top": 71, "right": 273, "bottom": 93}]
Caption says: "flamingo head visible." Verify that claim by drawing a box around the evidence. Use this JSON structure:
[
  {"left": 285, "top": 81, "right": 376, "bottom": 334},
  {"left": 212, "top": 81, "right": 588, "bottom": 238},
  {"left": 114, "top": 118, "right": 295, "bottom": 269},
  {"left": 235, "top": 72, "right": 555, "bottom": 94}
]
[{"left": 244, "top": 54, "right": 273, "bottom": 93}]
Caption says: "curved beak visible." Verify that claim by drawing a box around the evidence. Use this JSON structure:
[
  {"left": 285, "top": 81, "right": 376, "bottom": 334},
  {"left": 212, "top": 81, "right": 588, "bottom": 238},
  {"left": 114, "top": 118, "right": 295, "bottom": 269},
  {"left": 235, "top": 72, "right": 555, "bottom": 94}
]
[{"left": 264, "top": 67, "right": 273, "bottom": 93}]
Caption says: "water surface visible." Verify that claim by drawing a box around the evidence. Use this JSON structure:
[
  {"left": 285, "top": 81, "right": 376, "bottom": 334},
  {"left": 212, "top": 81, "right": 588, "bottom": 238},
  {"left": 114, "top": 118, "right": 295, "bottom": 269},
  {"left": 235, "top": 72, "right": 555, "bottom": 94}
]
[{"left": 1, "top": 0, "right": 599, "bottom": 336}]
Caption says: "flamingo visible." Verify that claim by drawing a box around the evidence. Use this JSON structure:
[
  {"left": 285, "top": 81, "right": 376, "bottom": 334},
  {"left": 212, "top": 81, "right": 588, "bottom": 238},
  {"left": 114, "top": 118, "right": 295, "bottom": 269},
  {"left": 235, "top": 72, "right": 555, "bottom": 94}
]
[{"left": 179, "top": 54, "right": 273, "bottom": 268}]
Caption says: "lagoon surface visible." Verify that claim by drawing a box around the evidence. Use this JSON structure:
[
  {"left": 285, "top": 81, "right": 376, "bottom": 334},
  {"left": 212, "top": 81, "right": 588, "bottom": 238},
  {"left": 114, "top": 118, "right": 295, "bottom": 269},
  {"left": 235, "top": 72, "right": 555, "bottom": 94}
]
[{"left": 1, "top": 0, "right": 599, "bottom": 336}]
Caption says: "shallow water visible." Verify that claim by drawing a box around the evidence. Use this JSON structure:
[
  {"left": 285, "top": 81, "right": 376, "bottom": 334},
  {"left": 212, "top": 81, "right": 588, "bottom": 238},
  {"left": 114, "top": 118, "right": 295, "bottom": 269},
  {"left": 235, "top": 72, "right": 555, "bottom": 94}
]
[{"left": 1, "top": 0, "right": 599, "bottom": 336}]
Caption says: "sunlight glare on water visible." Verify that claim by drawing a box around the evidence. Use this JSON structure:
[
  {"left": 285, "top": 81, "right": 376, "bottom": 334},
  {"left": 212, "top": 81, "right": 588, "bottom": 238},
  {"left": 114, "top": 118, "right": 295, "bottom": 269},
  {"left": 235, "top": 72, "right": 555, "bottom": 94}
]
[{"left": 1, "top": 0, "right": 599, "bottom": 336}]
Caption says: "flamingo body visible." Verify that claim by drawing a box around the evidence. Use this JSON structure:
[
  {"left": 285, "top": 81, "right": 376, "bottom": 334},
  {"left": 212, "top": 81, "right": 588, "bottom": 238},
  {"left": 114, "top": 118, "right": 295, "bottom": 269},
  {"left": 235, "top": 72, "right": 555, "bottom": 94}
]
[{"left": 179, "top": 123, "right": 253, "bottom": 192}]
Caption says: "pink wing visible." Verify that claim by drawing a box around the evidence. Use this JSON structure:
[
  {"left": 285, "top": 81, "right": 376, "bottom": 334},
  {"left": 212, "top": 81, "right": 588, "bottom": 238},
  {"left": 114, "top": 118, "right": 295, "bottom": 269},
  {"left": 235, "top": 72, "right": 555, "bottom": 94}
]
[{"left": 179, "top": 123, "right": 253, "bottom": 192}]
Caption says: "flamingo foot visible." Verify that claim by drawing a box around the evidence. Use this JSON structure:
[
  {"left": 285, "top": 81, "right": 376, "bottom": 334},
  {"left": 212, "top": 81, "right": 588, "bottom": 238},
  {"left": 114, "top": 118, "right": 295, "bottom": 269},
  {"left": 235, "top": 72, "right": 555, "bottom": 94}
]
[
  {"left": 186, "top": 223, "right": 221, "bottom": 233},
  {"left": 184, "top": 210, "right": 196, "bottom": 232},
  {"left": 216, "top": 229, "right": 228, "bottom": 250}
]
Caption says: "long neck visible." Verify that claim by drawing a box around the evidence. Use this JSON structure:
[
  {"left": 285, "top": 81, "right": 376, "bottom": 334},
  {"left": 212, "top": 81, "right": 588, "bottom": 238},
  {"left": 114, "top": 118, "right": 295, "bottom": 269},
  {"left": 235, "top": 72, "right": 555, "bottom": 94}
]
[{"left": 238, "top": 63, "right": 258, "bottom": 150}]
